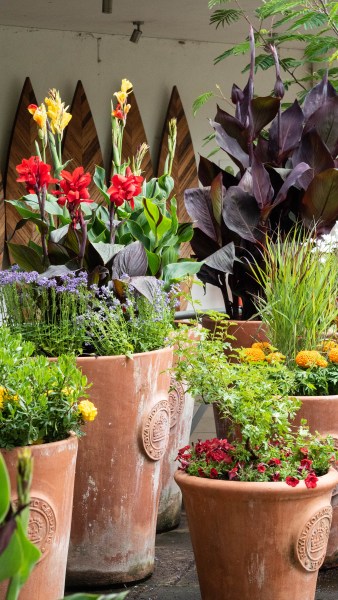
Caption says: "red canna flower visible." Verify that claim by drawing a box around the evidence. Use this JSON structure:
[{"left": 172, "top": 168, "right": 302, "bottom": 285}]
[
  {"left": 112, "top": 103, "right": 124, "bottom": 120},
  {"left": 107, "top": 166, "right": 143, "bottom": 209},
  {"left": 16, "top": 156, "right": 57, "bottom": 194},
  {"left": 304, "top": 472, "right": 318, "bottom": 489},
  {"left": 285, "top": 476, "right": 300, "bottom": 487},
  {"left": 53, "top": 166, "right": 93, "bottom": 228}
]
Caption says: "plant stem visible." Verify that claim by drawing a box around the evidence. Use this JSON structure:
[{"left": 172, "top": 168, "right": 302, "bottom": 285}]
[
  {"left": 78, "top": 211, "right": 87, "bottom": 269},
  {"left": 38, "top": 186, "right": 49, "bottom": 265},
  {"left": 109, "top": 203, "right": 115, "bottom": 244}
]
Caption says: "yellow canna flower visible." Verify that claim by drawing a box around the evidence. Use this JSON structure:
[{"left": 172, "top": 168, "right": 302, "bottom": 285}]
[
  {"left": 45, "top": 89, "right": 72, "bottom": 135},
  {"left": 114, "top": 91, "right": 127, "bottom": 105},
  {"left": 78, "top": 400, "right": 98, "bottom": 422},
  {"left": 124, "top": 103, "right": 131, "bottom": 115},
  {"left": 28, "top": 102, "right": 47, "bottom": 136},
  {"left": 121, "top": 79, "right": 133, "bottom": 93}
]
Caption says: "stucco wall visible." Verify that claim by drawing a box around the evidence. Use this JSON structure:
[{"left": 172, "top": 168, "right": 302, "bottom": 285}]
[{"left": 0, "top": 25, "right": 306, "bottom": 175}]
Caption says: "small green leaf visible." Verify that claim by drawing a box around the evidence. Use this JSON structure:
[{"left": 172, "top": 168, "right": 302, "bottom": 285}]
[
  {"left": 163, "top": 261, "right": 203, "bottom": 283},
  {"left": 146, "top": 250, "right": 161, "bottom": 276},
  {"left": 192, "top": 92, "right": 214, "bottom": 116}
]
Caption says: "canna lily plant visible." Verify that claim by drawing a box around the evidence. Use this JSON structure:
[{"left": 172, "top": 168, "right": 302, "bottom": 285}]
[
  {"left": 185, "top": 29, "right": 338, "bottom": 318},
  {"left": 6, "top": 81, "right": 200, "bottom": 291}
]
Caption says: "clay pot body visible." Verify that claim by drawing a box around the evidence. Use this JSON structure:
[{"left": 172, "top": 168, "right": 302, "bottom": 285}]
[
  {"left": 202, "top": 317, "right": 268, "bottom": 349},
  {"left": 175, "top": 468, "right": 338, "bottom": 600},
  {"left": 1, "top": 437, "right": 78, "bottom": 600},
  {"left": 156, "top": 378, "right": 194, "bottom": 532},
  {"left": 66, "top": 347, "right": 173, "bottom": 587},
  {"left": 294, "top": 395, "right": 338, "bottom": 567}
]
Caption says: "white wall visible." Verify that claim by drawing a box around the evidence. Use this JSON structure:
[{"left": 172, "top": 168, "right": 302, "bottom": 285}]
[{"left": 0, "top": 25, "right": 307, "bottom": 175}]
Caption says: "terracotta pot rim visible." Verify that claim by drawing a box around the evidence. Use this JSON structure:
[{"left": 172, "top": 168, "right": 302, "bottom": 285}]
[
  {"left": 1, "top": 434, "right": 78, "bottom": 453},
  {"left": 174, "top": 467, "right": 338, "bottom": 497},
  {"left": 295, "top": 394, "right": 338, "bottom": 401},
  {"left": 76, "top": 345, "right": 173, "bottom": 362}
]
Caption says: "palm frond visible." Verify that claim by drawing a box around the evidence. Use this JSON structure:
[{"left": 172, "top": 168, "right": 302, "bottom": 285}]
[
  {"left": 210, "top": 9, "right": 242, "bottom": 28},
  {"left": 214, "top": 40, "right": 251, "bottom": 65},
  {"left": 192, "top": 92, "right": 214, "bottom": 117}
]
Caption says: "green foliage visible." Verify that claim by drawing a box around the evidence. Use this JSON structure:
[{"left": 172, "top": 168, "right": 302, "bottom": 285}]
[
  {"left": 0, "top": 451, "right": 41, "bottom": 600},
  {"left": 65, "top": 594, "right": 128, "bottom": 600},
  {"left": 174, "top": 316, "right": 336, "bottom": 483},
  {"left": 208, "top": 0, "right": 338, "bottom": 90},
  {"left": 252, "top": 228, "right": 338, "bottom": 359},
  {"left": 193, "top": 92, "right": 215, "bottom": 116},
  {"left": 0, "top": 328, "right": 90, "bottom": 449}
]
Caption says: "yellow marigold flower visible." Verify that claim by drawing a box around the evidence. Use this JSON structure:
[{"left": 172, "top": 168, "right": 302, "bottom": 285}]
[
  {"left": 241, "top": 347, "right": 266, "bottom": 362},
  {"left": 114, "top": 91, "right": 127, "bottom": 105},
  {"left": 266, "top": 352, "right": 286, "bottom": 363},
  {"left": 321, "top": 340, "right": 338, "bottom": 352},
  {"left": 121, "top": 79, "right": 133, "bottom": 93},
  {"left": 251, "top": 341, "right": 273, "bottom": 355},
  {"left": 328, "top": 348, "right": 338, "bottom": 364},
  {"left": 78, "top": 400, "right": 98, "bottom": 422},
  {"left": 295, "top": 350, "right": 327, "bottom": 368},
  {"left": 0, "top": 386, "right": 6, "bottom": 409}
]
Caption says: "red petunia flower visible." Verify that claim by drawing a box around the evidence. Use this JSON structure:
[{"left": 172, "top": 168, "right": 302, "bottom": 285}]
[
  {"left": 16, "top": 156, "right": 57, "bottom": 194},
  {"left": 300, "top": 458, "right": 313, "bottom": 471},
  {"left": 107, "top": 166, "right": 143, "bottom": 209},
  {"left": 304, "top": 472, "right": 318, "bottom": 489},
  {"left": 257, "top": 463, "right": 266, "bottom": 473},
  {"left": 268, "top": 458, "right": 282, "bottom": 466},
  {"left": 209, "top": 468, "right": 219, "bottom": 479},
  {"left": 285, "top": 476, "right": 300, "bottom": 487},
  {"left": 272, "top": 472, "right": 281, "bottom": 481}
]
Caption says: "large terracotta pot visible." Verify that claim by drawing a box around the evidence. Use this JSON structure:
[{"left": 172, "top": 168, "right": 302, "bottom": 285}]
[
  {"left": 156, "top": 377, "right": 194, "bottom": 532},
  {"left": 294, "top": 394, "right": 338, "bottom": 567},
  {"left": 202, "top": 316, "right": 268, "bottom": 349},
  {"left": 175, "top": 468, "right": 338, "bottom": 600},
  {"left": 67, "top": 347, "right": 173, "bottom": 587},
  {"left": 1, "top": 436, "right": 78, "bottom": 600}
]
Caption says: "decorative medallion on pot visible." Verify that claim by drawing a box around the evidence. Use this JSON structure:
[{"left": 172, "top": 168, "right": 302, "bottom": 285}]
[
  {"left": 296, "top": 506, "right": 332, "bottom": 572},
  {"left": 168, "top": 377, "right": 185, "bottom": 428},
  {"left": 142, "top": 399, "right": 171, "bottom": 460}
]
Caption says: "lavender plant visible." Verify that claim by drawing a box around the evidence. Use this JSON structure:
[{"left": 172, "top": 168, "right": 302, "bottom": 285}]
[
  {"left": 85, "top": 278, "right": 178, "bottom": 356},
  {"left": 0, "top": 267, "right": 89, "bottom": 356}
]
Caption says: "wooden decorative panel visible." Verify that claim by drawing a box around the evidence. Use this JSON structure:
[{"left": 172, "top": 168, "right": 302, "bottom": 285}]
[
  {"left": 0, "top": 172, "right": 5, "bottom": 268},
  {"left": 157, "top": 86, "right": 198, "bottom": 258},
  {"left": 4, "top": 77, "right": 38, "bottom": 249},
  {"left": 62, "top": 81, "right": 104, "bottom": 203}
]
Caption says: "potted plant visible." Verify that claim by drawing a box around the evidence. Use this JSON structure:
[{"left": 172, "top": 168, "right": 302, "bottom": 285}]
[
  {"left": 2, "top": 81, "right": 202, "bottom": 584},
  {"left": 249, "top": 226, "right": 338, "bottom": 566},
  {"left": 0, "top": 327, "right": 94, "bottom": 600},
  {"left": 173, "top": 326, "right": 338, "bottom": 600},
  {"left": 185, "top": 29, "right": 338, "bottom": 326}
]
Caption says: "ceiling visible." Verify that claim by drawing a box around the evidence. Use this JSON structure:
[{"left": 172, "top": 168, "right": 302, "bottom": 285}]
[{"left": 0, "top": 0, "right": 257, "bottom": 44}]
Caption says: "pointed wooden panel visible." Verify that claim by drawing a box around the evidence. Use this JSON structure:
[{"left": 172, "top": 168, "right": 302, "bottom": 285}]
[
  {"left": 157, "top": 86, "right": 198, "bottom": 258},
  {"left": 62, "top": 81, "right": 103, "bottom": 203},
  {"left": 121, "top": 91, "right": 153, "bottom": 179},
  {"left": 0, "top": 172, "right": 6, "bottom": 268},
  {"left": 4, "top": 77, "right": 39, "bottom": 248}
]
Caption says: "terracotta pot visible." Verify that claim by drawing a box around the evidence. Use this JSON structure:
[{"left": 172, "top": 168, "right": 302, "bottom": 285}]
[
  {"left": 66, "top": 347, "right": 173, "bottom": 587},
  {"left": 1, "top": 436, "right": 78, "bottom": 600},
  {"left": 294, "top": 394, "right": 338, "bottom": 568},
  {"left": 175, "top": 468, "right": 338, "bottom": 600},
  {"left": 202, "top": 316, "right": 268, "bottom": 349},
  {"left": 156, "top": 377, "right": 194, "bottom": 532}
]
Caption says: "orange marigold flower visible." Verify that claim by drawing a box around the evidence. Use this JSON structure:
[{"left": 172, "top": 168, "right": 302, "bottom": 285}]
[
  {"left": 321, "top": 340, "right": 338, "bottom": 353},
  {"left": 295, "top": 350, "right": 327, "bottom": 368},
  {"left": 241, "top": 347, "right": 266, "bottom": 362},
  {"left": 251, "top": 342, "right": 272, "bottom": 350},
  {"left": 328, "top": 348, "right": 338, "bottom": 364},
  {"left": 266, "top": 352, "right": 286, "bottom": 363}
]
